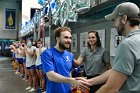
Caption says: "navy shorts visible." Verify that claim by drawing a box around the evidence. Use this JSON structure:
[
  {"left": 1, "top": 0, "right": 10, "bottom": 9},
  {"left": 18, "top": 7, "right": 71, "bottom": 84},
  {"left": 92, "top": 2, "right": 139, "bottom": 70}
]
[
  {"left": 15, "top": 58, "right": 19, "bottom": 61},
  {"left": 27, "top": 65, "right": 36, "bottom": 69},
  {"left": 23, "top": 58, "right": 26, "bottom": 63},
  {"left": 18, "top": 58, "right": 23, "bottom": 64},
  {"left": 36, "top": 64, "right": 43, "bottom": 70}
]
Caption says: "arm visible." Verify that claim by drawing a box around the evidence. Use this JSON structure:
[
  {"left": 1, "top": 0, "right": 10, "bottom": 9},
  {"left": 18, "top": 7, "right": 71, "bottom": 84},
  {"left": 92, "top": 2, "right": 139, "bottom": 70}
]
[
  {"left": 74, "top": 48, "right": 87, "bottom": 66},
  {"left": 74, "top": 57, "right": 84, "bottom": 66},
  {"left": 10, "top": 45, "right": 17, "bottom": 52},
  {"left": 105, "top": 63, "right": 112, "bottom": 70},
  {"left": 46, "top": 71, "right": 91, "bottom": 89},
  {"left": 38, "top": 47, "right": 43, "bottom": 55},
  {"left": 103, "top": 49, "right": 112, "bottom": 70},
  {"left": 87, "top": 69, "right": 111, "bottom": 85},
  {"left": 24, "top": 46, "right": 34, "bottom": 57},
  {"left": 96, "top": 69, "right": 127, "bottom": 93},
  {"left": 17, "top": 48, "right": 22, "bottom": 55},
  {"left": 32, "top": 49, "right": 36, "bottom": 59},
  {"left": 41, "top": 50, "right": 90, "bottom": 89}
]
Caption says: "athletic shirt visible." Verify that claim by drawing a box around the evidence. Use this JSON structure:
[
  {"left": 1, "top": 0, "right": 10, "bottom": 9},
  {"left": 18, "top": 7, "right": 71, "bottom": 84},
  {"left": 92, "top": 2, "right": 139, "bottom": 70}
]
[
  {"left": 41, "top": 47, "right": 74, "bottom": 93},
  {"left": 35, "top": 47, "right": 46, "bottom": 66},
  {"left": 26, "top": 46, "right": 36, "bottom": 67}
]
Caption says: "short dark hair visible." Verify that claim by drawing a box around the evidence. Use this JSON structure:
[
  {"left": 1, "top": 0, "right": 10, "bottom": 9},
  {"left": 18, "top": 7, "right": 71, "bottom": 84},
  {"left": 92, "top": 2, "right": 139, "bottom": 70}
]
[
  {"left": 87, "top": 31, "right": 101, "bottom": 48},
  {"left": 20, "top": 40, "right": 25, "bottom": 43},
  {"left": 54, "top": 27, "right": 71, "bottom": 41},
  {"left": 127, "top": 13, "right": 140, "bottom": 26},
  {"left": 37, "top": 39, "right": 42, "bottom": 43}
]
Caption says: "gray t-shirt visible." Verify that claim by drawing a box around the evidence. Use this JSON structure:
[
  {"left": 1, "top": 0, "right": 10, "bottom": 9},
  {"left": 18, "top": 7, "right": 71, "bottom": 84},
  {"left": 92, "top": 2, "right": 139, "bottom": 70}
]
[
  {"left": 80, "top": 47, "right": 110, "bottom": 76},
  {"left": 112, "top": 30, "right": 140, "bottom": 93}
]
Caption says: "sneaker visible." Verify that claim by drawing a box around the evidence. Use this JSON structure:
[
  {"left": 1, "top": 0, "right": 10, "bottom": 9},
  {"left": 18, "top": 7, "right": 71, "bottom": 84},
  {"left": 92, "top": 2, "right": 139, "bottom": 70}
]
[
  {"left": 19, "top": 74, "right": 23, "bottom": 77},
  {"left": 42, "top": 91, "right": 46, "bottom": 93},
  {"left": 20, "top": 74, "right": 25, "bottom": 78},
  {"left": 15, "top": 71, "right": 20, "bottom": 75},
  {"left": 29, "top": 88, "right": 36, "bottom": 92},
  {"left": 25, "top": 86, "right": 31, "bottom": 90}
]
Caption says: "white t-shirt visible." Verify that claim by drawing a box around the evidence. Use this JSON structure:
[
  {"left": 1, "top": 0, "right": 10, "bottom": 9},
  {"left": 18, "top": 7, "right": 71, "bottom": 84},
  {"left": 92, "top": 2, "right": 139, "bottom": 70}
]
[
  {"left": 35, "top": 47, "right": 46, "bottom": 66},
  {"left": 17, "top": 48, "right": 23, "bottom": 58},
  {"left": 26, "top": 46, "right": 36, "bottom": 67},
  {"left": 14, "top": 52, "right": 18, "bottom": 58}
]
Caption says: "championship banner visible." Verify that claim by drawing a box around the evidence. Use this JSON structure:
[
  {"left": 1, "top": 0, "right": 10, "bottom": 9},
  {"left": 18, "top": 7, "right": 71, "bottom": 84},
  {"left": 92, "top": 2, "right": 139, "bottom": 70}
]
[{"left": 5, "top": 8, "right": 16, "bottom": 29}]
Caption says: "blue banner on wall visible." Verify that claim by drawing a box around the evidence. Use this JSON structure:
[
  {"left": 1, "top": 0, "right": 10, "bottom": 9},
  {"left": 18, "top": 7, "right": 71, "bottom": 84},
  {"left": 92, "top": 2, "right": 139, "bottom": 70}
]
[
  {"left": 5, "top": 8, "right": 16, "bottom": 29},
  {"left": 38, "top": 0, "right": 46, "bottom": 5}
]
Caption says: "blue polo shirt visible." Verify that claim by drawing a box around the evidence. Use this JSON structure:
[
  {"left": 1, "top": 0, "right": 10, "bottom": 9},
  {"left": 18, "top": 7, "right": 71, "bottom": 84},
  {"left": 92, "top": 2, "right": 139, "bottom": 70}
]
[{"left": 41, "top": 47, "right": 74, "bottom": 93}]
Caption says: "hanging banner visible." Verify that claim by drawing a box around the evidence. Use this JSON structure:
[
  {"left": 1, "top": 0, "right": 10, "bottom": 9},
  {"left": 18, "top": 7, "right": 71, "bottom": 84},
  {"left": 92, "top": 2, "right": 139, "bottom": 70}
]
[
  {"left": 38, "top": 0, "right": 46, "bottom": 5},
  {"left": 5, "top": 8, "right": 16, "bottom": 29}
]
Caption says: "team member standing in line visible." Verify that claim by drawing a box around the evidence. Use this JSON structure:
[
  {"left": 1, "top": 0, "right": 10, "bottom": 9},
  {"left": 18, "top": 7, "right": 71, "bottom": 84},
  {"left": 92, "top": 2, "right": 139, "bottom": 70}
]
[
  {"left": 35, "top": 39, "right": 46, "bottom": 93},
  {"left": 23, "top": 39, "right": 37, "bottom": 92}
]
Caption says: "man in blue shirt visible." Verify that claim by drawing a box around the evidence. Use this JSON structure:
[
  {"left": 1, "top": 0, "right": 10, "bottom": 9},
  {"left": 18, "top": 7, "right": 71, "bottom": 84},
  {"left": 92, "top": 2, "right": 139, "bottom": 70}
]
[{"left": 41, "top": 27, "right": 90, "bottom": 93}]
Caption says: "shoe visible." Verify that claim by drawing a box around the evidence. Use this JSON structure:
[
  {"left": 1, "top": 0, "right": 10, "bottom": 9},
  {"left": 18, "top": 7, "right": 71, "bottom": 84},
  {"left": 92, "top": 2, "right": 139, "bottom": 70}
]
[
  {"left": 29, "top": 88, "right": 36, "bottom": 92},
  {"left": 25, "top": 86, "right": 31, "bottom": 90},
  {"left": 19, "top": 74, "right": 23, "bottom": 77},
  {"left": 42, "top": 91, "right": 46, "bottom": 93},
  {"left": 15, "top": 71, "right": 20, "bottom": 75},
  {"left": 20, "top": 74, "right": 25, "bottom": 78}
]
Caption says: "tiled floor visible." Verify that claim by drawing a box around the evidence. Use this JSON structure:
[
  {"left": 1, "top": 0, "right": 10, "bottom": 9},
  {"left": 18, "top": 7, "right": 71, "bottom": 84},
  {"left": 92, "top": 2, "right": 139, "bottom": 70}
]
[{"left": 0, "top": 60, "right": 29, "bottom": 93}]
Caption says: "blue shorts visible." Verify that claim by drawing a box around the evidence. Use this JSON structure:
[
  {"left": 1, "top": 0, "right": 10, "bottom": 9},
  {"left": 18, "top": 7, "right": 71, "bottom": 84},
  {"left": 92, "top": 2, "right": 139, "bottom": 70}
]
[
  {"left": 36, "top": 64, "right": 43, "bottom": 70},
  {"left": 18, "top": 58, "right": 23, "bottom": 64},
  {"left": 12, "top": 53, "right": 15, "bottom": 58},
  {"left": 27, "top": 65, "right": 36, "bottom": 69},
  {"left": 23, "top": 58, "right": 26, "bottom": 63}
]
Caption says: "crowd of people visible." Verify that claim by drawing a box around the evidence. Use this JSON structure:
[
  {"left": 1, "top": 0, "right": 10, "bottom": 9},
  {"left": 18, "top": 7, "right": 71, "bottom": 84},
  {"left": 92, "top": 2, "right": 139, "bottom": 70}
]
[
  {"left": 10, "top": 39, "right": 46, "bottom": 93},
  {"left": 9, "top": 2, "right": 140, "bottom": 93}
]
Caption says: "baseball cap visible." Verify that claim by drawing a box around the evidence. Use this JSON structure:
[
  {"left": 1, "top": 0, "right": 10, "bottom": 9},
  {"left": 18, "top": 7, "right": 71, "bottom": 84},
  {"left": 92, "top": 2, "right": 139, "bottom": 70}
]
[{"left": 105, "top": 2, "right": 140, "bottom": 20}]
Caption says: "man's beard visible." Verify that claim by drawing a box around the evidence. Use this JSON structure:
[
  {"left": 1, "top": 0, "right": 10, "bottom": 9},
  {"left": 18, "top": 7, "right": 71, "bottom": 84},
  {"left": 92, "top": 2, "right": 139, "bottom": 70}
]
[
  {"left": 59, "top": 41, "right": 70, "bottom": 50},
  {"left": 117, "top": 22, "right": 125, "bottom": 36}
]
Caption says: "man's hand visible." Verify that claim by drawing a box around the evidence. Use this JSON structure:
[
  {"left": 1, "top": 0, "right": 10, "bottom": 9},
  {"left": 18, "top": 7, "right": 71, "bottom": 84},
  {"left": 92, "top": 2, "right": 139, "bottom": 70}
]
[{"left": 70, "top": 77, "right": 91, "bottom": 91}]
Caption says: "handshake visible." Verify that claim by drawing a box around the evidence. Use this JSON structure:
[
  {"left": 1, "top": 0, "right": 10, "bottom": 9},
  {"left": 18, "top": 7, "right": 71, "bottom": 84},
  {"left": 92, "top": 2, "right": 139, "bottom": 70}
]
[{"left": 71, "top": 77, "right": 91, "bottom": 93}]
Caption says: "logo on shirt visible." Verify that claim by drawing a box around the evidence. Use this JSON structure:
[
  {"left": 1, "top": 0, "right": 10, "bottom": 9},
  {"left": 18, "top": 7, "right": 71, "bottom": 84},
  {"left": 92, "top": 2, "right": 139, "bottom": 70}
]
[{"left": 66, "top": 56, "right": 69, "bottom": 62}]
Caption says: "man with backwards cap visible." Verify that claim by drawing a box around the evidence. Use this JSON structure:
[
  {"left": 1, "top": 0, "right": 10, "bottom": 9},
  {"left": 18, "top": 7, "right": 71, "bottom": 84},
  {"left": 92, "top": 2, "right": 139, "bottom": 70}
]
[{"left": 79, "top": 2, "right": 140, "bottom": 93}]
